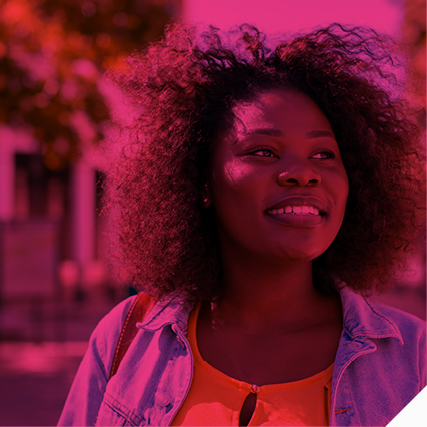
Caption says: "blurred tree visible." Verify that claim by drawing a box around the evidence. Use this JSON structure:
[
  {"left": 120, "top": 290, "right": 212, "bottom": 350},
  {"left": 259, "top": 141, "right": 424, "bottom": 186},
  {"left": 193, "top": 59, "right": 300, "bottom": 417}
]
[
  {"left": 401, "top": 0, "right": 426, "bottom": 127},
  {"left": 0, "top": 0, "right": 181, "bottom": 170}
]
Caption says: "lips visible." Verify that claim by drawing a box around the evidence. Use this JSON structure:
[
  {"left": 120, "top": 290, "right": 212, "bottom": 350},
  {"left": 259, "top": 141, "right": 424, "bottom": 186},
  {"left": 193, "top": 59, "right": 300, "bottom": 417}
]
[
  {"left": 264, "top": 195, "right": 327, "bottom": 228},
  {"left": 266, "top": 195, "right": 327, "bottom": 215}
]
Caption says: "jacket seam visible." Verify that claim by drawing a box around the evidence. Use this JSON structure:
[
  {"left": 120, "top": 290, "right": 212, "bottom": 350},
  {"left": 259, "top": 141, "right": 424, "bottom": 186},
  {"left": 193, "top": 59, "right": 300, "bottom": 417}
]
[
  {"left": 110, "top": 294, "right": 141, "bottom": 378},
  {"left": 94, "top": 338, "right": 109, "bottom": 381},
  {"left": 330, "top": 345, "right": 377, "bottom": 425},
  {"left": 104, "top": 392, "right": 144, "bottom": 426}
]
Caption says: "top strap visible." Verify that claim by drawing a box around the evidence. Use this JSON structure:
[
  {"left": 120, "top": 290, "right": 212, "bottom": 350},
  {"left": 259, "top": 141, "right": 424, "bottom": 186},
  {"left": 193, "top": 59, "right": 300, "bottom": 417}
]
[{"left": 109, "top": 292, "right": 157, "bottom": 379}]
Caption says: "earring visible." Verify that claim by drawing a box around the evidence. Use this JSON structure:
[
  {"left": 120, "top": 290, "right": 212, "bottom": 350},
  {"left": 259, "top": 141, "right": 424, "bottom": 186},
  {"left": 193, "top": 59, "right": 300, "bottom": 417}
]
[{"left": 202, "top": 183, "right": 209, "bottom": 204}]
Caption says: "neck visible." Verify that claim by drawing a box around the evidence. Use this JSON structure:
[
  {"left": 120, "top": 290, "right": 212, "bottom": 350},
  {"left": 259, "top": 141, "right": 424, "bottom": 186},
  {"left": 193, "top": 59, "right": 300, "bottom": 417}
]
[{"left": 214, "top": 250, "right": 331, "bottom": 334}]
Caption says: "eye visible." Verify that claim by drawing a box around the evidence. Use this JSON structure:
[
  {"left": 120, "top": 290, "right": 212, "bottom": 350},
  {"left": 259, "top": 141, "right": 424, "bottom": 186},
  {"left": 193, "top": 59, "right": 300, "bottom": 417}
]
[
  {"left": 311, "top": 150, "right": 336, "bottom": 159},
  {"left": 247, "top": 147, "right": 276, "bottom": 157}
]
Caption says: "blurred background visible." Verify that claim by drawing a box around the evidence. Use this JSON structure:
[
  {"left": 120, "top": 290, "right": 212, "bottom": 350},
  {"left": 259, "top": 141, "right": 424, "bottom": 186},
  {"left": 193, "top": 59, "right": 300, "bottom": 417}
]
[{"left": 0, "top": 0, "right": 425, "bottom": 425}]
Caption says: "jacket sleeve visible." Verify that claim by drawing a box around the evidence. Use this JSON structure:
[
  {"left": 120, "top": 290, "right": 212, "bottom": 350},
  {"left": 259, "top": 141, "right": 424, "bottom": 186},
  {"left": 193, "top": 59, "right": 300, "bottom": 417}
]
[
  {"left": 57, "top": 296, "right": 136, "bottom": 426},
  {"left": 419, "top": 319, "right": 426, "bottom": 391}
]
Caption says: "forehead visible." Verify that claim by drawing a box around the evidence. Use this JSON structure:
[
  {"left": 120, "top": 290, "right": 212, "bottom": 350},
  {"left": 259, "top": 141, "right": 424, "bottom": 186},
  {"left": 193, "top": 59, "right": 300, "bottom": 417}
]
[{"left": 231, "top": 88, "right": 333, "bottom": 134}]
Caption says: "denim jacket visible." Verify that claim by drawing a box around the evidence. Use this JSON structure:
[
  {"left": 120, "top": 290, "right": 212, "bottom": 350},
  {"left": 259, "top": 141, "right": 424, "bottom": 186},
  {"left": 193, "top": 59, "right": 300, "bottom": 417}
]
[{"left": 58, "top": 286, "right": 426, "bottom": 426}]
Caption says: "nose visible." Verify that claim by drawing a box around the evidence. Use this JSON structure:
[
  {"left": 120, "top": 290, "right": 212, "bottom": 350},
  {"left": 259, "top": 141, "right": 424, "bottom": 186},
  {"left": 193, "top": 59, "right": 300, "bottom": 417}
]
[{"left": 276, "top": 161, "right": 321, "bottom": 187}]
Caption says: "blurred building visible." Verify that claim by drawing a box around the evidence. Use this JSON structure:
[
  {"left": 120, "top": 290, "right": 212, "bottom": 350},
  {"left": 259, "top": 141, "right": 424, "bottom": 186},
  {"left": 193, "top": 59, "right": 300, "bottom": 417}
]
[
  {"left": 0, "top": 0, "right": 181, "bottom": 341},
  {"left": 0, "top": 125, "right": 107, "bottom": 300}
]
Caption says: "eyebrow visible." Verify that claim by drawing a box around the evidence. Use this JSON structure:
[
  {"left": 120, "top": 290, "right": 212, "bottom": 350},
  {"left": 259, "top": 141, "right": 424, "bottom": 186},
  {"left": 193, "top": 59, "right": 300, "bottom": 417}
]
[
  {"left": 244, "top": 128, "right": 336, "bottom": 139},
  {"left": 245, "top": 128, "right": 283, "bottom": 137},
  {"left": 306, "top": 130, "right": 336, "bottom": 139}
]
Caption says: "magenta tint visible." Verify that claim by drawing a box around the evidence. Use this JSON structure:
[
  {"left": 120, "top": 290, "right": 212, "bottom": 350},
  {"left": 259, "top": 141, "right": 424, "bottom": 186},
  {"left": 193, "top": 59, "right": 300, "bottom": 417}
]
[{"left": 0, "top": 0, "right": 425, "bottom": 425}]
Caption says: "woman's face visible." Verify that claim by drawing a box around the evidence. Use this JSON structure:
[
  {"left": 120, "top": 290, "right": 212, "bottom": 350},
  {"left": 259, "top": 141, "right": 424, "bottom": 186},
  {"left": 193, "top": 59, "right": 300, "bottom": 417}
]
[{"left": 206, "top": 88, "right": 349, "bottom": 265}]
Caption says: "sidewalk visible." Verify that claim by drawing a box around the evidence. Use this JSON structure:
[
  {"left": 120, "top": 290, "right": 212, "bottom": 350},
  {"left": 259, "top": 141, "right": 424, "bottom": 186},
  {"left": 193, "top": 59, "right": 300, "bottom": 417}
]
[
  {"left": 0, "top": 288, "right": 129, "bottom": 426},
  {"left": 0, "top": 342, "right": 87, "bottom": 426}
]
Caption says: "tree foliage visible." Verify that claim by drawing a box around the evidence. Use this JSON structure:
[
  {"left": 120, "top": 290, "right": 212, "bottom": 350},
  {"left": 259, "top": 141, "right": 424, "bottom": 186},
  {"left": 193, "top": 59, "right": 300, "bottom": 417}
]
[
  {"left": 402, "top": 0, "right": 426, "bottom": 125},
  {"left": 0, "top": 0, "right": 180, "bottom": 169}
]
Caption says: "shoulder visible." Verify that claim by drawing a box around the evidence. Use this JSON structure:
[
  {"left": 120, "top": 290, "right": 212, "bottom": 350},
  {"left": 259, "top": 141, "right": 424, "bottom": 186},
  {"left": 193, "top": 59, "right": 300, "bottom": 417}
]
[
  {"left": 339, "top": 285, "right": 425, "bottom": 344},
  {"left": 85, "top": 294, "right": 138, "bottom": 377},
  {"left": 365, "top": 298, "right": 426, "bottom": 385},
  {"left": 367, "top": 298, "right": 426, "bottom": 342},
  {"left": 92, "top": 294, "right": 138, "bottom": 340},
  {"left": 367, "top": 299, "right": 427, "bottom": 391},
  {"left": 340, "top": 290, "right": 426, "bottom": 390}
]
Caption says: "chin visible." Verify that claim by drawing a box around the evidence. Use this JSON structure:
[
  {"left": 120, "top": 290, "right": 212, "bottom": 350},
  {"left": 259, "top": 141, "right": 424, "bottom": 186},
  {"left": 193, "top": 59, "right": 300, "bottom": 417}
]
[
  {"left": 287, "top": 254, "right": 317, "bottom": 264},
  {"left": 280, "top": 247, "right": 324, "bottom": 264}
]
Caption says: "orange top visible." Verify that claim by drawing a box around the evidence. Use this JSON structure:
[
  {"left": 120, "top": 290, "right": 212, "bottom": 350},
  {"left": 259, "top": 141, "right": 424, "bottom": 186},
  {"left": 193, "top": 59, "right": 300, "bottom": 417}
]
[{"left": 172, "top": 302, "right": 333, "bottom": 426}]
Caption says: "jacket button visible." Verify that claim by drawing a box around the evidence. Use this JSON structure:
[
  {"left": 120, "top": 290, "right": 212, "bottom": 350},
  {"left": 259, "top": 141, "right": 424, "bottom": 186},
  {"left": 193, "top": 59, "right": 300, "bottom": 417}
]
[{"left": 156, "top": 392, "right": 171, "bottom": 407}]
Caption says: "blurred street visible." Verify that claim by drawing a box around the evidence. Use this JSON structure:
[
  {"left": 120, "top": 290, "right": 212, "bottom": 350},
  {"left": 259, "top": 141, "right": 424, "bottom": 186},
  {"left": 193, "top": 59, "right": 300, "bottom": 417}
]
[
  {"left": 0, "top": 288, "right": 129, "bottom": 426},
  {"left": 0, "top": 285, "right": 425, "bottom": 426},
  {"left": 0, "top": 342, "right": 86, "bottom": 426}
]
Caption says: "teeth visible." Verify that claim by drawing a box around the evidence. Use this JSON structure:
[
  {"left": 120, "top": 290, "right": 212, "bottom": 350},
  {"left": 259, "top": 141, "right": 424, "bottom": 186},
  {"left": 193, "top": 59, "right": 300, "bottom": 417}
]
[{"left": 267, "top": 206, "right": 321, "bottom": 215}]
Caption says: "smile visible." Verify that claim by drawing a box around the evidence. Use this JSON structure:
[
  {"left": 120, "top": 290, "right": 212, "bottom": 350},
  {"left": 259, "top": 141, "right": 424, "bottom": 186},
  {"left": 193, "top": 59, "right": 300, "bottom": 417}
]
[{"left": 267, "top": 206, "right": 320, "bottom": 215}]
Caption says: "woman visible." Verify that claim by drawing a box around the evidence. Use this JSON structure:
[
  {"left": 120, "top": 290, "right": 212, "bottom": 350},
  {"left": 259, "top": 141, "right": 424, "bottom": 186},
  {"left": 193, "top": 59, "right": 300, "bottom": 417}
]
[{"left": 59, "top": 23, "right": 425, "bottom": 426}]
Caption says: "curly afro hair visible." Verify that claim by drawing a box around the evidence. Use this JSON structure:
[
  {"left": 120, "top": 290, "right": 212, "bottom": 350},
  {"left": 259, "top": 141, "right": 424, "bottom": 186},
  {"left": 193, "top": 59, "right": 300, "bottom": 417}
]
[{"left": 105, "top": 22, "right": 425, "bottom": 302}]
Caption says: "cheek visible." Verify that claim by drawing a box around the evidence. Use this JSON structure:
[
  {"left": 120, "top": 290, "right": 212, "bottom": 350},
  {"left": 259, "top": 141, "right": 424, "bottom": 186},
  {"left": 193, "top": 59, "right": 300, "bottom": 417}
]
[
  {"left": 212, "top": 160, "right": 252, "bottom": 197},
  {"left": 224, "top": 161, "right": 249, "bottom": 184}
]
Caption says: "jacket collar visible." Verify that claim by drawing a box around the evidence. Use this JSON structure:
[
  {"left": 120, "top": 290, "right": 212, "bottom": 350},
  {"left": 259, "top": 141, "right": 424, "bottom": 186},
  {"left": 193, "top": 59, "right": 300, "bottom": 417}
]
[
  {"left": 136, "top": 291, "right": 195, "bottom": 332},
  {"left": 338, "top": 284, "right": 403, "bottom": 344},
  {"left": 137, "top": 285, "right": 404, "bottom": 345}
]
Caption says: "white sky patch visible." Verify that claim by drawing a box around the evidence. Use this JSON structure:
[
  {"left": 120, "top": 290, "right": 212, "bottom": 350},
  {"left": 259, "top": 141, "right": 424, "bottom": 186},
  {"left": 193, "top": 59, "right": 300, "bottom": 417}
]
[{"left": 183, "top": 0, "right": 403, "bottom": 36}]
